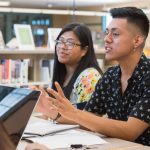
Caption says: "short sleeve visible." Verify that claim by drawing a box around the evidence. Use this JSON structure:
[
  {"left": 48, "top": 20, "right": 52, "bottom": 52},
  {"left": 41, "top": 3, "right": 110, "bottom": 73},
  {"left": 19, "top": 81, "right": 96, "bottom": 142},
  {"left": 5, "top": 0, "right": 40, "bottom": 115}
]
[
  {"left": 71, "top": 68, "right": 101, "bottom": 103},
  {"left": 130, "top": 75, "right": 150, "bottom": 124}
]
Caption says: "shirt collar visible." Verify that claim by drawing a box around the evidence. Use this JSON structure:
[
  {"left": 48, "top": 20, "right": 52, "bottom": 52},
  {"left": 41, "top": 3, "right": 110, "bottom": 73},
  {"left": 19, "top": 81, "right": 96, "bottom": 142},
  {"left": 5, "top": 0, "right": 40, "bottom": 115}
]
[
  {"left": 113, "top": 53, "right": 149, "bottom": 82},
  {"left": 130, "top": 53, "right": 149, "bottom": 81}
]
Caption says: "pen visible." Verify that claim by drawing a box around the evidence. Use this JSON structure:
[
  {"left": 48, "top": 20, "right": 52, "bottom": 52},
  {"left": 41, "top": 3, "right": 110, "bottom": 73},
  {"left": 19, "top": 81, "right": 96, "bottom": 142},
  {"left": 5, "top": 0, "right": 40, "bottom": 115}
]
[
  {"left": 24, "top": 125, "right": 79, "bottom": 137},
  {"left": 24, "top": 132, "right": 42, "bottom": 136},
  {"left": 70, "top": 144, "right": 83, "bottom": 148},
  {"left": 21, "top": 138, "right": 34, "bottom": 143},
  {"left": 70, "top": 144, "right": 91, "bottom": 149},
  {"left": 44, "top": 125, "right": 79, "bottom": 136},
  {"left": 22, "top": 135, "right": 39, "bottom": 138}
]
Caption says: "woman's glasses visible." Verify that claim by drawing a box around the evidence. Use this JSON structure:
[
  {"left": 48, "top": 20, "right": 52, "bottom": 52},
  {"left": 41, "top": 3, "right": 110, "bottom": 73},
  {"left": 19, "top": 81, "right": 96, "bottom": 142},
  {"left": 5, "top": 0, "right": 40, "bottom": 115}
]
[{"left": 55, "top": 40, "right": 81, "bottom": 50}]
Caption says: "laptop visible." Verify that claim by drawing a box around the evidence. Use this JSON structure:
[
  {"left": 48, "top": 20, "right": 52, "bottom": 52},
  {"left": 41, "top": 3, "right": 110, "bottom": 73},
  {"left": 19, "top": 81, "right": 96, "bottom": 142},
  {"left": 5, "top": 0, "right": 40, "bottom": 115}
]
[{"left": 0, "top": 85, "right": 41, "bottom": 146}]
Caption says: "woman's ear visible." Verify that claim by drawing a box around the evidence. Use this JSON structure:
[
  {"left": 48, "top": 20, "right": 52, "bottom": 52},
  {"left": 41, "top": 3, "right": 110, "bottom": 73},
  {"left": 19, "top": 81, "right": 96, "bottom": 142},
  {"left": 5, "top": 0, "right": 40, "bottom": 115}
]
[{"left": 81, "top": 46, "right": 88, "bottom": 57}]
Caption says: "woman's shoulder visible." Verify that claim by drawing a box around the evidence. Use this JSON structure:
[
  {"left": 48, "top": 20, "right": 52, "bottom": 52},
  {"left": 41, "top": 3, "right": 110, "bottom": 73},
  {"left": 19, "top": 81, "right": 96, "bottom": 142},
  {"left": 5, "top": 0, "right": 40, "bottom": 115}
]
[
  {"left": 75, "top": 67, "right": 101, "bottom": 86},
  {"left": 73, "top": 67, "right": 101, "bottom": 103},
  {"left": 79, "top": 67, "right": 101, "bottom": 77}
]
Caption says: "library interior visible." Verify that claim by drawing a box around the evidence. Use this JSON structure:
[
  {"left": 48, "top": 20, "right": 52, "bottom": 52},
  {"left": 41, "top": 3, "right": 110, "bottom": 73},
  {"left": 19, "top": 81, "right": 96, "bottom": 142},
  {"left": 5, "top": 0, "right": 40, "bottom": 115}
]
[
  {"left": 0, "top": 0, "right": 150, "bottom": 150},
  {"left": 0, "top": 0, "right": 149, "bottom": 86}
]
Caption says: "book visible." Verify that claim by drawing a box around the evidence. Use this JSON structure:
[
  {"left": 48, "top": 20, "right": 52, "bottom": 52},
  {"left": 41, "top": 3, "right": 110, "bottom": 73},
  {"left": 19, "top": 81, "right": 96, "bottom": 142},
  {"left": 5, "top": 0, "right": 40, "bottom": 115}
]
[
  {"left": 23, "top": 117, "right": 79, "bottom": 137},
  {"left": 39, "top": 59, "right": 51, "bottom": 82},
  {"left": 14, "top": 24, "right": 35, "bottom": 50},
  {"left": 47, "top": 28, "right": 61, "bottom": 50},
  {"left": 0, "top": 30, "right": 5, "bottom": 49}
]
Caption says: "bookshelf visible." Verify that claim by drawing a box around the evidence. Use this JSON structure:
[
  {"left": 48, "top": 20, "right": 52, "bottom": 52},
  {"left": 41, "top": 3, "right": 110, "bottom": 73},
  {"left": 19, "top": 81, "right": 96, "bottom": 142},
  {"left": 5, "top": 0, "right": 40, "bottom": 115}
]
[
  {"left": 2, "top": 48, "right": 149, "bottom": 86},
  {"left": 0, "top": 48, "right": 53, "bottom": 86},
  {"left": 0, "top": 48, "right": 106, "bottom": 86}
]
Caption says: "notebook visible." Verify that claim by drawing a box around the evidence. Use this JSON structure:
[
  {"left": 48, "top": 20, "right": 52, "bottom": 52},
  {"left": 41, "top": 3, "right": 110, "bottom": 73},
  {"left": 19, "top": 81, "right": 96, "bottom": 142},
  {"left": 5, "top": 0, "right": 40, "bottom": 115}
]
[
  {"left": 23, "top": 116, "right": 79, "bottom": 137},
  {"left": 0, "top": 85, "right": 41, "bottom": 145}
]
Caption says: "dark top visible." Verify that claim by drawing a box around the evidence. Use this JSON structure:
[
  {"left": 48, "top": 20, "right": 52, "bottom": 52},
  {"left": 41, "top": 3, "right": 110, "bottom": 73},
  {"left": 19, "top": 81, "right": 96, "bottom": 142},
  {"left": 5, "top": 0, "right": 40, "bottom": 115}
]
[{"left": 85, "top": 54, "right": 150, "bottom": 146}]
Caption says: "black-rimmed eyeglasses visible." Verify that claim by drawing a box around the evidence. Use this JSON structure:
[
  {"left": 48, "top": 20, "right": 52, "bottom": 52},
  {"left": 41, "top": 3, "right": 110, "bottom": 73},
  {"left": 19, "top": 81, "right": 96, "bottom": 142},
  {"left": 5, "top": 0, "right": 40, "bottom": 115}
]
[{"left": 55, "top": 40, "right": 81, "bottom": 50}]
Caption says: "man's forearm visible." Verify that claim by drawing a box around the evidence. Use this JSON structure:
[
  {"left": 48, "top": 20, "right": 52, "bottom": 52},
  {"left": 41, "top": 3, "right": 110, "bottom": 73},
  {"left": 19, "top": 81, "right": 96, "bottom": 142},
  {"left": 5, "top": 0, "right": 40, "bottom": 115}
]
[{"left": 72, "top": 109, "right": 147, "bottom": 141}]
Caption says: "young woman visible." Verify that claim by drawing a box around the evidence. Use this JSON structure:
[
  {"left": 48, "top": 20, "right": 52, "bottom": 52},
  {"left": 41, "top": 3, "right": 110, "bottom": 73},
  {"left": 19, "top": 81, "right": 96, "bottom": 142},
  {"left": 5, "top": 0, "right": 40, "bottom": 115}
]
[{"left": 35, "top": 23, "right": 103, "bottom": 119}]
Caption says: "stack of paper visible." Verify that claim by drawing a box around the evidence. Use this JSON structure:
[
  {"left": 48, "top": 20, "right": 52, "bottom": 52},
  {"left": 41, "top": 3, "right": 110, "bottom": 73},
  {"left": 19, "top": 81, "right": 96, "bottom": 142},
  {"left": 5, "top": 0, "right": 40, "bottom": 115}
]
[
  {"left": 26, "top": 129, "right": 107, "bottom": 149},
  {"left": 22, "top": 116, "right": 107, "bottom": 149}
]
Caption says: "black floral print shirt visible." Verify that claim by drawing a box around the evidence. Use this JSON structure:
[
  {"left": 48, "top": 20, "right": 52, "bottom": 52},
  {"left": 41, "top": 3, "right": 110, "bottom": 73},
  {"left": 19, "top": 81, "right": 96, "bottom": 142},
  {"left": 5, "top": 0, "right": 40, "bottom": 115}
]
[{"left": 85, "top": 54, "right": 150, "bottom": 146}]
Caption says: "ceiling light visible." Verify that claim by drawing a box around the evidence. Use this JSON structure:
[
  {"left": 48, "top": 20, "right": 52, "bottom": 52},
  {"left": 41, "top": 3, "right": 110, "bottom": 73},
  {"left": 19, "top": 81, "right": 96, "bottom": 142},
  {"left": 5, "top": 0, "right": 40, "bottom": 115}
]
[
  {"left": 2, "top": 7, "right": 149, "bottom": 16},
  {"left": 0, "top": 1, "right": 10, "bottom": 6},
  {"left": 12, "top": 8, "right": 41, "bottom": 14},
  {"left": 0, "top": 7, "right": 11, "bottom": 12},
  {"left": 0, "top": 7, "right": 109, "bottom": 16},
  {"left": 42, "top": 9, "right": 69, "bottom": 15}
]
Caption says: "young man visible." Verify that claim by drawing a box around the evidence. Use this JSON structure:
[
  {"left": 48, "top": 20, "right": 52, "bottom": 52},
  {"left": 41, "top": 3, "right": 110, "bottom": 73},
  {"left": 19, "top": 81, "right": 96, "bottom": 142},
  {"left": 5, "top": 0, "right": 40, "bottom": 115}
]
[{"left": 48, "top": 7, "right": 150, "bottom": 146}]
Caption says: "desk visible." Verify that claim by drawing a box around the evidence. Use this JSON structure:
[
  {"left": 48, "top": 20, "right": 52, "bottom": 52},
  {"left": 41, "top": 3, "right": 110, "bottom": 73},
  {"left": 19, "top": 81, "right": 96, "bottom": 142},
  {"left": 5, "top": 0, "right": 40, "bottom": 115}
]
[
  {"left": 17, "top": 138, "right": 150, "bottom": 150},
  {"left": 17, "top": 117, "right": 150, "bottom": 150}
]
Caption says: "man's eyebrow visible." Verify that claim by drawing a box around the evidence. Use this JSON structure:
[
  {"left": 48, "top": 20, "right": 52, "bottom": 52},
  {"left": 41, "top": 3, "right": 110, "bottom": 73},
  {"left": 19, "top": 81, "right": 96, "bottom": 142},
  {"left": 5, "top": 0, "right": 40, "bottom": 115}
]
[{"left": 106, "top": 28, "right": 119, "bottom": 31}]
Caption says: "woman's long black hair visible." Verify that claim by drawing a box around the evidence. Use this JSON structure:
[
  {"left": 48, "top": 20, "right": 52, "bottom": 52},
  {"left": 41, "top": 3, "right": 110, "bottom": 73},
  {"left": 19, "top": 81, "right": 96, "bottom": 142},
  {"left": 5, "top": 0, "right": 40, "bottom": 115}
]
[{"left": 52, "top": 23, "right": 103, "bottom": 99}]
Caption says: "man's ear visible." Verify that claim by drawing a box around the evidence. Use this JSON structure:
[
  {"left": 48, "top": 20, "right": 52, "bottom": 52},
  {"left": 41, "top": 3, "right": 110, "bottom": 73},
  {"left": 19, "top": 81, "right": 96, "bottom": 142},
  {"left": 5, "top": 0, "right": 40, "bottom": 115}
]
[{"left": 133, "top": 35, "right": 145, "bottom": 49}]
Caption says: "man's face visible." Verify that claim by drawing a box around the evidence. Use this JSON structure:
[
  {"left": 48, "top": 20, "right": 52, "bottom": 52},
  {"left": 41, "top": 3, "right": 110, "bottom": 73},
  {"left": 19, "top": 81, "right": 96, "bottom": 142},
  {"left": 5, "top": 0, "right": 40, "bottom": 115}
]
[{"left": 104, "top": 18, "right": 137, "bottom": 62}]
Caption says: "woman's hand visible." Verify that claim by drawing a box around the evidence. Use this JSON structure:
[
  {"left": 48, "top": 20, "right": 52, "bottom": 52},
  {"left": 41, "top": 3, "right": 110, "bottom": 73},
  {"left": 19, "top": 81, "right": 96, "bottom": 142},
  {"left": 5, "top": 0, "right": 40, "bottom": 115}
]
[
  {"left": 47, "top": 82, "right": 78, "bottom": 121},
  {"left": 34, "top": 86, "right": 58, "bottom": 119},
  {"left": 25, "top": 143, "right": 49, "bottom": 150}
]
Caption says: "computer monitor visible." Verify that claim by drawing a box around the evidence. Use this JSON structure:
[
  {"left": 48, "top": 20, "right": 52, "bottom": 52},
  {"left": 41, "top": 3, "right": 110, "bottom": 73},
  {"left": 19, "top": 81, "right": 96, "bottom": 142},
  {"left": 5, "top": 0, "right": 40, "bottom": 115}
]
[{"left": 0, "top": 85, "right": 41, "bottom": 145}]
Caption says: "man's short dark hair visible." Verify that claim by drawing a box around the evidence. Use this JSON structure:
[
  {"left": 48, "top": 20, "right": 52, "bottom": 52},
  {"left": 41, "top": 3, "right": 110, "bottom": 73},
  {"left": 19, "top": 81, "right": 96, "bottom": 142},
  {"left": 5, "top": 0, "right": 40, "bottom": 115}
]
[{"left": 110, "top": 7, "right": 149, "bottom": 38}]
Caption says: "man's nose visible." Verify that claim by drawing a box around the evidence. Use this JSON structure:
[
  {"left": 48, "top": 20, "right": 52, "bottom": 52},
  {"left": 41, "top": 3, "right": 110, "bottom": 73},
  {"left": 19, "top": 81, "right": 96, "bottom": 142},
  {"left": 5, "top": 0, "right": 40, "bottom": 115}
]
[{"left": 104, "top": 33, "right": 113, "bottom": 43}]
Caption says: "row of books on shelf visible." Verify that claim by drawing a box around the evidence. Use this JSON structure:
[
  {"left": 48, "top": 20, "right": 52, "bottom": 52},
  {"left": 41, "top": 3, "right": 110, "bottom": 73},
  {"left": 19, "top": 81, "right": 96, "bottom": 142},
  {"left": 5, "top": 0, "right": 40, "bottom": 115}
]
[
  {"left": 0, "top": 58, "right": 105, "bottom": 85},
  {"left": 0, "top": 58, "right": 53, "bottom": 85},
  {"left": 0, "top": 59, "right": 29, "bottom": 84}
]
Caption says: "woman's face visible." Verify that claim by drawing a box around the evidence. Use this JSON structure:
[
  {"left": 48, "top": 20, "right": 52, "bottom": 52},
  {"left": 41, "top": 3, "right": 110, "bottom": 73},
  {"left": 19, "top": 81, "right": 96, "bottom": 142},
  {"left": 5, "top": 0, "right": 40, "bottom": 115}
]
[{"left": 56, "top": 31, "right": 87, "bottom": 66}]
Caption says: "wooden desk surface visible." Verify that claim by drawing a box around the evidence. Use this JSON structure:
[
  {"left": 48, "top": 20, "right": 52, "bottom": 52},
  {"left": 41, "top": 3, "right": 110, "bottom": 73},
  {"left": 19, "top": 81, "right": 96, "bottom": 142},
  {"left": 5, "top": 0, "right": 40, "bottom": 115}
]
[
  {"left": 17, "top": 135, "right": 150, "bottom": 150},
  {"left": 87, "top": 138, "right": 150, "bottom": 150}
]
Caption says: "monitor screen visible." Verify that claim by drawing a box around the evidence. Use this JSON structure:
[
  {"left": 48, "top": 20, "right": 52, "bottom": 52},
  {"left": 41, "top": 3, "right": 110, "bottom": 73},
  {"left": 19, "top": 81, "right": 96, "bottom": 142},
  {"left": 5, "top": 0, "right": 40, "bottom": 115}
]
[
  {"left": 0, "top": 86, "right": 40, "bottom": 121},
  {"left": 0, "top": 85, "right": 41, "bottom": 146}
]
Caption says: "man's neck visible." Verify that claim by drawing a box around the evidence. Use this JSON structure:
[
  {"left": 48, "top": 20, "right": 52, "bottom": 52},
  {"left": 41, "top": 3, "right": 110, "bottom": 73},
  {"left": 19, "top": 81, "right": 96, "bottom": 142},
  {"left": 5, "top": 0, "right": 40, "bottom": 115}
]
[{"left": 119, "top": 51, "right": 142, "bottom": 78}]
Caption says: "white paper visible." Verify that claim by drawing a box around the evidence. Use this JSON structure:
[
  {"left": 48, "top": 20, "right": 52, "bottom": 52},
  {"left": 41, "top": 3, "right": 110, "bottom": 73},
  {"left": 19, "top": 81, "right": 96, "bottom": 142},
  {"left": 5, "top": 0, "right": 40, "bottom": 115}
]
[
  {"left": 24, "top": 117, "right": 79, "bottom": 136},
  {"left": 28, "top": 129, "right": 107, "bottom": 149}
]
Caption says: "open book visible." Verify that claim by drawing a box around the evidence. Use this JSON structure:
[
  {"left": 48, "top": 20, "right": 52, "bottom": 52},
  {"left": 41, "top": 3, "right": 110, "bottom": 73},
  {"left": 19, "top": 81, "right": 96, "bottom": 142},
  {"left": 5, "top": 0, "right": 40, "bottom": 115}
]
[{"left": 23, "top": 116, "right": 79, "bottom": 137}]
